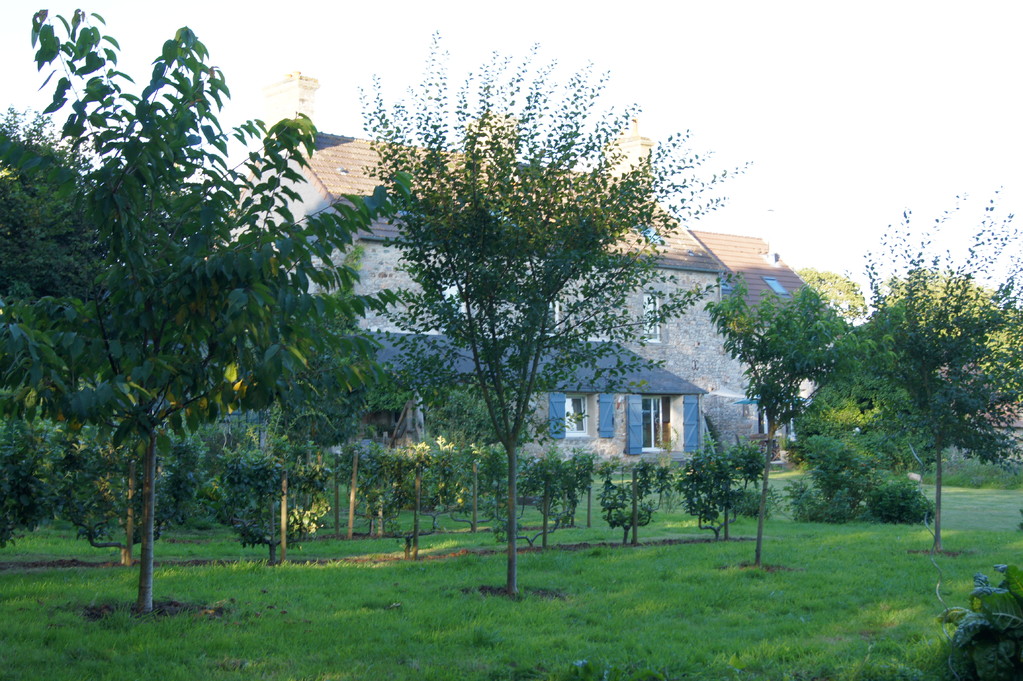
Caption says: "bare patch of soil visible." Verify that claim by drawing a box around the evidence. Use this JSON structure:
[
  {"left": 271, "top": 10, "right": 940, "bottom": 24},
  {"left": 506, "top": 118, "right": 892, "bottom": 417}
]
[
  {"left": 908, "top": 549, "right": 965, "bottom": 557},
  {"left": 463, "top": 585, "right": 568, "bottom": 600},
  {"left": 1, "top": 536, "right": 750, "bottom": 571},
  {"left": 725, "top": 561, "right": 802, "bottom": 572},
  {"left": 81, "top": 599, "right": 227, "bottom": 620}
]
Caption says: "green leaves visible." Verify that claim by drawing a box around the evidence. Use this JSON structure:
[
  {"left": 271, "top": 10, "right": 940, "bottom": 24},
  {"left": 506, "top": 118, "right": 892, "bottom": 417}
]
[{"left": 943, "top": 564, "right": 1023, "bottom": 680}]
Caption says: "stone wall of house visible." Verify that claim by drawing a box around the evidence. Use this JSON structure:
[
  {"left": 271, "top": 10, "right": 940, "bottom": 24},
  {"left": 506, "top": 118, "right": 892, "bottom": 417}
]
[
  {"left": 348, "top": 238, "right": 760, "bottom": 455},
  {"left": 626, "top": 270, "right": 758, "bottom": 448},
  {"left": 346, "top": 238, "right": 416, "bottom": 332}
]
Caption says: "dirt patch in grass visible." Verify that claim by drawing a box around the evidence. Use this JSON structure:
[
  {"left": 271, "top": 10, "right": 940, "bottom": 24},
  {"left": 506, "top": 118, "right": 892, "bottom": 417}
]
[
  {"left": 463, "top": 585, "right": 568, "bottom": 600},
  {"left": 724, "top": 562, "right": 803, "bottom": 573},
  {"left": 907, "top": 549, "right": 965, "bottom": 557},
  {"left": 0, "top": 558, "right": 122, "bottom": 571},
  {"left": 0, "top": 536, "right": 751, "bottom": 572},
  {"left": 81, "top": 599, "right": 228, "bottom": 620}
]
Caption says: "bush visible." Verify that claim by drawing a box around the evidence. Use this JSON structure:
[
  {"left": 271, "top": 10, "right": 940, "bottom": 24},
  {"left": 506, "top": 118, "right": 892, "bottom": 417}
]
[
  {"left": 787, "top": 479, "right": 864, "bottom": 523},
  {"left": 786, "top": 436, "right": 879, "bottom": 523},
  {"left": 865, "top": 477, "right": 933, "bottom": 524}
]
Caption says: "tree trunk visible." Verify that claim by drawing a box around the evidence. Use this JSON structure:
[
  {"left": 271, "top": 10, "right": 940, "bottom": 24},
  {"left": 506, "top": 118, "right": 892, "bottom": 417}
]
[
  {"left": 753, "top": 426, "right": 775, "bottom": 568},
  {"left": 630, "top": 466, "right": 639, "bottom": 546},
  {"left": 134, "top": 431, "right": 157, "bottom": 613},
  {"left": 505, "top": 441, "right": 518, "bottom": 596},
  {"left": 933, "top": 435, "right": 944, "bottom": 552},
  {"left": 279, "top": 470, "right": 288, "bottom": 564},
  {"left": 541, "top": 478, "right": 550, "bottom": 549},
  {"left": 412, "top": 467, "right": 421, "bottom": 560},
  {"left": 586, "top": 486, "right": 592, "bottom": 528},
  {"left": 333, "top": 460, "right": 341, "bottom": 539},
  {"left": 347, "top": 448, "right": 359, "bottom": 540},
  {"left": 471, "top": 461, "right": 478, "bottom": 533},
  {"left": 268, "top": 495, "right": 276, "bottom": 564},
  {"left": 122, "top": 458, "right": 136, "bottom": 567}
]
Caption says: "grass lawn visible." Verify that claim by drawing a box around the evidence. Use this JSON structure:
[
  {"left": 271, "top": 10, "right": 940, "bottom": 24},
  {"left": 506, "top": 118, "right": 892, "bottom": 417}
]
[{"left": 1, "top": 483, "right": 1020, "bottom": 681}]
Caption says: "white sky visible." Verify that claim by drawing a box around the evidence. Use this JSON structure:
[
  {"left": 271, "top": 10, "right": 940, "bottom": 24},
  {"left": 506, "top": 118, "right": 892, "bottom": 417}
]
[{"left": 2, "top": 1, "right": 1020, "bottom": 287}]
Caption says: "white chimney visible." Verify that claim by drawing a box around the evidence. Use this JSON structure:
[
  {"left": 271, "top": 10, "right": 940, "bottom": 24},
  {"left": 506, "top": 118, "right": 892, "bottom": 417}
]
[
  {"left": 611, "top": 117, "right": 654, "bottom": 176},
  {"left": 262, "top": 72, "right": 320, "bottom": 126}
]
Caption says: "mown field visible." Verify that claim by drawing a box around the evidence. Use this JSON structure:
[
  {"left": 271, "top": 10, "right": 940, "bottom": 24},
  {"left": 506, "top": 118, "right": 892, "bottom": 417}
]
[{"left": 1, "top": 479, "right": 1020, "bottom": 681}]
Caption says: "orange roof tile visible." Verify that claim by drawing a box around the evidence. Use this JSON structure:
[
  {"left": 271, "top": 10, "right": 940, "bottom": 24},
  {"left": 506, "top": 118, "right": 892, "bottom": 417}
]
[{"left": 690, "top": 230, "right": 804, "bottom": 302}]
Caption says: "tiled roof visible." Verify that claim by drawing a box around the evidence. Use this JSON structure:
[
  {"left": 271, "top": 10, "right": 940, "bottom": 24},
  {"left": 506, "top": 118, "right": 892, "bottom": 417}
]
[
  {"left": 304, "top": 132, "right": 726, "bottom": 269},
  {"left": 689, "top": 230, "right": 805, "bottom": 302}
]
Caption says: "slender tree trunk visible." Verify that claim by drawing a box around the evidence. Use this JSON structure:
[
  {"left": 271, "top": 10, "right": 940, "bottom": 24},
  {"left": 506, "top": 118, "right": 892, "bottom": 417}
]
[
  {"left": 347, "top": 449, "right": 359, "bottom": 540},
  {"left": 933, "top": 435, "right": 944, "bottom": 552},
  {"left": 753, "top": 426, "right": 775, "bottom": 568},
  {"left": 586, "top": 485, "right": 592, "bottom": 528},
  {"left": 506, "top": 441, "right": 518, "bottom": 596},
  {"left": 269, "top": 495, "right": 276, "bottom": 564},
  {"left": 471, "top": 461, "right": 478, "bottom": 533},
  {"left": 630, "top": 467, "right": 639, "bottom": 546},
  {"left": 333, "top": 460, "right": 341, "bottom": 539},
  {"left": 722, "top": 477, "right": 731, "bottom": 541},
  {"left": 541, "top": 478, "right": 550, "bottom": 549},
  {"left": 122, "top": 459, "right": 136, "bottom": 567},
  {"left": 279, "top": 470, "right": 288, "bottom": 564},
  {"left": 412, "top": 467, "right": 421, "bottom": 560},
  {"left": 135, "top": 431, "right": 157, "bottom": 613}
]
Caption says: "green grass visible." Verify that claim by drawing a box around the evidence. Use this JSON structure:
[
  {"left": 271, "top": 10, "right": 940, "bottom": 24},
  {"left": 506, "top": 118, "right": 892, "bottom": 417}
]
[
  {"left": 1, "top": 485, "right": 1020, "bottom": 680},
  {"left": 922, "top": 456, "right": 1023, "bottom": 490}
]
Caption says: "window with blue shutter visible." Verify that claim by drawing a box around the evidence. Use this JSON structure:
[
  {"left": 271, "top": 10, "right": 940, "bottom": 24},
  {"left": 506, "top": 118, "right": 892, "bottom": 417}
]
[
  {"left": 683, "top": 395, "right": 700, "bottom": 452},
  {"left": 549, "top": 392, "right": 566, "bottom": 439},
  {"left": 625, "top": 394, "right": 642, "bottom": 455},
  {"left": 598, "top": 393, "right": 614, "bottom": 438}
]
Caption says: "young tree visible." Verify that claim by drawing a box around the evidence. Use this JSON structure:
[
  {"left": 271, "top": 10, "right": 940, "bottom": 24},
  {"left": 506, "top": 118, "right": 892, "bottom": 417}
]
[
  {"left": 707, "top": 280, "right": 848, "bottom": 567},
  {"left": 867, "top": 199, "right": 1023, "bottom": 552},
  {"left": 0, "top": 11, "right": 396, "bottom": 612},
  {"left": 797, "top": 268, "right": 867, "bottom": 322},
  {"left": 365, "top": 43, "right": 731, "bottom": 594}
]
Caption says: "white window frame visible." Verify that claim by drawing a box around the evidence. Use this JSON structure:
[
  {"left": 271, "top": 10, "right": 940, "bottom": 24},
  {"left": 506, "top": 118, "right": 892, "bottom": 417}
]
[
  {"left": 643, "top": 292, "right": 661, "bottom": 343},
  {"left": 565, "top": 394, "right": 589, "bottom": 437},
  {"left": 641, "top": 395, "right": 671, "bottom": 451}
]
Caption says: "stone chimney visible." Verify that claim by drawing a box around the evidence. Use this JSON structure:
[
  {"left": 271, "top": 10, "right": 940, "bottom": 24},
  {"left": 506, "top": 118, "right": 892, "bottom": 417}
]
[
  {"left": 262, "top": 72, "right": 320, "bottom": 125},
  {"left": 611, "top": 118, "right": 654, "bottom": 175}
]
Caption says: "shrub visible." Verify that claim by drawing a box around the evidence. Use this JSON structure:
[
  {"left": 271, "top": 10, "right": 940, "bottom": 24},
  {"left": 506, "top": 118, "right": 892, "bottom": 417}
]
[
  {"left": 787, "top": 479, "right": 863, "bottom": 523},
  {"left": 786, "top": 436, "right": 879, "bottom": 523},
  {"left": 864, "top": 477, "right": 933, "bottom": 524}
]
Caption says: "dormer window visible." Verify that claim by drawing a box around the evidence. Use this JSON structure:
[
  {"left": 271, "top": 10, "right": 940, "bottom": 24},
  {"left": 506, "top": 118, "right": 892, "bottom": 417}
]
[
  {"left": 762, "top": 277, "right": 790, "bottom": 298},
  {"left": 638, "top": 226, "right": 664, "bottom": 245}
]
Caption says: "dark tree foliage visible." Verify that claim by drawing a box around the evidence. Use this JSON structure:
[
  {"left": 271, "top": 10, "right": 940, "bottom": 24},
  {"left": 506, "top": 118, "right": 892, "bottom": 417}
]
[
  {"left": 867, "top": 198, "right": 1023, "bottom": 551},
  {"left": 0, "top": 11, "right": 397, "bottom": 612},
  {"left": 0, "top": 108, "right": 104, "bottom": 300},
  {"left": 365, "top": 40, "right": 731, "bottom": 594},
  {"left": 706, "top": 279, "right": 850, "bottom": 567}
]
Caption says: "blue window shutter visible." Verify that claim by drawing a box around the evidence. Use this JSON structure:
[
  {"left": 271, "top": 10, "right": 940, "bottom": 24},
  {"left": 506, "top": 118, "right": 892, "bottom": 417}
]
[
  {"left": 625, "top": 395, "right": 642, "bottom": 455},
  {"left": 597, "top": 394, "right": 614, "bottom": 438},
  {"left": 549, "top": 392, "right": 566, "bottom": 439},
  {"left": 683, "top": 395, "right": 700, "bottom": 452}
]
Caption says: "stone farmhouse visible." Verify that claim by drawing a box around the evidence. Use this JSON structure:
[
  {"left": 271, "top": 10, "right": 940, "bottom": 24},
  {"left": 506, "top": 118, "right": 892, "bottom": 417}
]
[{"left": 266, "top": 73, "right": 805, "bottom": 459}]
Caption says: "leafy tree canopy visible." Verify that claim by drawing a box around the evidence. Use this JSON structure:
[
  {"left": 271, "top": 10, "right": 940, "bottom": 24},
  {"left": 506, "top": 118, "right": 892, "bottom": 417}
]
[
  {"left": 364, "top": 39, "right": 736, "bottom": 593},
  {"left": 797, "top": 267, "right": 867, "bottom": 322},
  {"left": 866, "top": 197, "right": 1023, "bottom": 550},
  {"left": 0, "top": 10, "right": 399, "bottom": 611},
  {"left": 0, "top": 108, "right": 104, "bottom": 300},
  {"left": 707, "top": 278, "right": 850, "bottom": 566}
]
